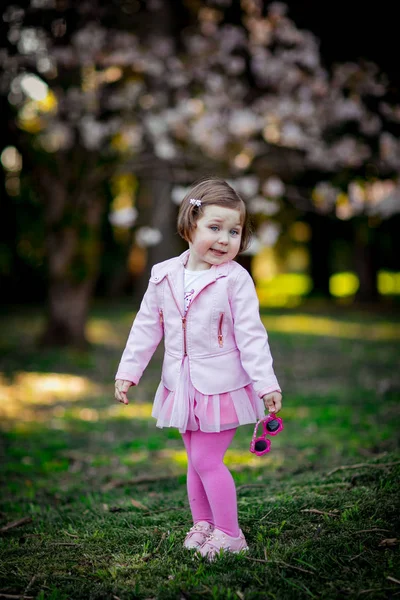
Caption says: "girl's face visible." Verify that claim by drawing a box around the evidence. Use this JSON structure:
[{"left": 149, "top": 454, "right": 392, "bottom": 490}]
[{"left": 187, "top": 204, "right": 243, "bottom": 271}]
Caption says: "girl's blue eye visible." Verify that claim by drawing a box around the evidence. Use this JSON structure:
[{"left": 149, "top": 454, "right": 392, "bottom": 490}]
[
  {"left": 230, "top": 230, "right": 239, "bottom": 236},
  {"left": 210, "top": 226, "right": 219, "bottom": 231}
]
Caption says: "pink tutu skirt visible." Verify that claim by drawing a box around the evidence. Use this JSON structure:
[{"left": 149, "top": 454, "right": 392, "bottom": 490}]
[{"left": 151, "top": 355, "right": 265, "bottom": 433}]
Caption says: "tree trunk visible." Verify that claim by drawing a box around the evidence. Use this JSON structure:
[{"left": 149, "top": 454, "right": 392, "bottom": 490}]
[
  {"left": 306, "top": 212, "right": 331, "bottom": 298},
  {"left": 38, "top": 168, "right": 106, "bottom": 348},
  {"left": 133, "top": 166, "right": 183, "bottom": 301},
  {"left": 40, "top": 278, "right": 94, "bottom": 348},
  {"left": 354, "top": 219, "right": 379, "bottom": 303},
  {"left": 147, "top": 172, "right": 181, "bottom": 266}
]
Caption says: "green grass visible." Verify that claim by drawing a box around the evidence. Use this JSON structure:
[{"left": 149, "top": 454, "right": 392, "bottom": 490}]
[{"left": 0, "top": 302, "right": 399, "bottom": 600}]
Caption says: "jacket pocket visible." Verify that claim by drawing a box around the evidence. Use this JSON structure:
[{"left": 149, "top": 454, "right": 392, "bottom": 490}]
[{"left": 218, "top": 312, "right": 224, "bottom": 347}]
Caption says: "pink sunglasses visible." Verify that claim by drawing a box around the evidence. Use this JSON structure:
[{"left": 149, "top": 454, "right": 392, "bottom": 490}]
[{"left": 250, "top": 413, "right": 284, "bottom": 456}]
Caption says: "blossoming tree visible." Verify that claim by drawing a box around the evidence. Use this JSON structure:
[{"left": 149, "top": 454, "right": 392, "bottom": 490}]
[{"left": 1, "top": 0, "right": 399, "bottom": 345}]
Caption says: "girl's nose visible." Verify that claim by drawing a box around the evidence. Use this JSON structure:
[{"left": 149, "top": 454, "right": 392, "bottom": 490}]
[{"left": 218, "top": 232, "right": 229, "bottom": 245}]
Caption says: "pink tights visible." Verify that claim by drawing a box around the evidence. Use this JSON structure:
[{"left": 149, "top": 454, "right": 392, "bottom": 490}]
[{"left": 181, "top": 428, "right": 240, "bottom": 537}]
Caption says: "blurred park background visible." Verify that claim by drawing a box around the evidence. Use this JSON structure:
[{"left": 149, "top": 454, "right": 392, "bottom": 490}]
[
  {"left": 1, "top": 0, "right": 400, "bottom": 347},
  {"left": 0, "top": 2, "right": 400, "bottom": 598}
]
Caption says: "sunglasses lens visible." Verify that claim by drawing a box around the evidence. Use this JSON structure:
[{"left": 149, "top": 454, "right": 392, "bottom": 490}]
[
  {"left": 266, "top": 419, "right": 280, "bottom": 433},
  {"left": 255, "top": 439, "right": 268, "bottom": 452}
]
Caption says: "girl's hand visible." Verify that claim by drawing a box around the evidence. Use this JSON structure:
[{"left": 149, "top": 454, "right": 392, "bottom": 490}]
[
  {"left": 115, "top": 379, "right": 134, "bottom": 405},
  {"left": 263, "top": 391, "right": 282, "bottom": 414}
]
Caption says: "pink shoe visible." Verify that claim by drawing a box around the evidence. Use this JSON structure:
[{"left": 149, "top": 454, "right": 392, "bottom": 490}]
[
  {"left": 196, "top": 528, "right": 249, "bottom": 560},
  {"left": 183, "top": 521, "right": 214, "bottom": 550}
]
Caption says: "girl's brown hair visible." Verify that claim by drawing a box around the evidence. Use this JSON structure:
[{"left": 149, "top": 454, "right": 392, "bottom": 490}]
[{"left": 177, "top": 178, "right": 252, "bottom": 253}]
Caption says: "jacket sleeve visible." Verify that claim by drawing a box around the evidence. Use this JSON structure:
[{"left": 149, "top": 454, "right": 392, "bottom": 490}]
[
  {"left": 230, "top": 268, "right": 281, "bottom": 397},
  {"left": 115, "top": 268, "right": 163, "bottom": 385}
]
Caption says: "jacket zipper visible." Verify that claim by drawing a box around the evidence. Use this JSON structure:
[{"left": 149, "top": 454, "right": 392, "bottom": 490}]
[
  {"left": 166, "top": 274, "right": 219, "bottom": 359},
  {"left": 159, "top": 309, "right": 164, "bottom": 326},
  {"left": 218, "top": 312, "right": 224, "bottom": 347},
  {"left": 182, "top": 316, "right": 187, "bottom": 356},
  {"left": 166, "top": 278, "right": 187, "bottom": 357}
]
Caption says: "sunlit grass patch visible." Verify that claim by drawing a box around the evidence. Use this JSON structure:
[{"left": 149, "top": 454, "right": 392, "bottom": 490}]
[
  {"left": 0, "top": 371, "right": 101, "bottom": 426},
  {"left": 87, "top": 318, "right": 125, "bottom": 347},
  {"left": 107, "top": 402, "right": 154, "bottom": 420},
  {"left": 0, "top": 371, "right": 99, "bottom": 404},
  {"left": 261, "top": 313, "right": 400, "bottom": 340}
]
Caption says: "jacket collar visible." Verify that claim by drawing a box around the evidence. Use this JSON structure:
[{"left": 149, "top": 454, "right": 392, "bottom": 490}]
[
  {"left": 153, "top": 249, "right": 230, "bottom": 280},
  {"left": 152, "top": 250, "right": 230, "bottom": 315}
]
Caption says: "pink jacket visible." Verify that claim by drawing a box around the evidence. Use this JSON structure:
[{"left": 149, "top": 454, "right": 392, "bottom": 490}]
[{"left": 116, "top": 250, "right": 281, "bottom": 398}]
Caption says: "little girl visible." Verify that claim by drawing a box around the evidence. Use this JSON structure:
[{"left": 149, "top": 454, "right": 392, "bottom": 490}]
[{"left": 115, "top": 178, "right": 282, "bottom": 560}]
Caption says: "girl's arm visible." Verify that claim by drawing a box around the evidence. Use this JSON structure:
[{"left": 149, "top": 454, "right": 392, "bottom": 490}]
[
  {"left": 115, "top": 269, "right": 163, "bottom": 386},
  {"left": 231, "top": 268, "right": 281, "bottom": 399}
]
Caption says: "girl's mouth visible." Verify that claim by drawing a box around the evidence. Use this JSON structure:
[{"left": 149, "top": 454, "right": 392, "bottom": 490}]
[{"left": 211, "top": 249, "right": 226, "bottom": 256}]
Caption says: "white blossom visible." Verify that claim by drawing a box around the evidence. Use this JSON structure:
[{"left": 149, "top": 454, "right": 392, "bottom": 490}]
[
  {"left": 241, "top": 236, "right": 262, "bottom": 256},
  {"left": 228, "top": 110, "right": 262, "bottom": 137},
  {"left": 367, "top": 185, "right": 400, "bottom": 218},
  {"left": 232, "top": 175, "right": 259, "bottom": 198},
  {"left": 39, "top": 122, "right": 74, "bottom": 152},
  {"left": 72, "top": 23, "right": 106, "bottom": 60},
  {"left": 3, "top": 6, "right": 25, "bottom": 22},
  {"left": 380, "top": 133, "right": 400, "bottom": 170},
  {"left": 154, "top": 138, "right": 177, "bottom": 160},
  {"left": 145, "top": 114, "right": 169, "bottom": 138},
  {"left": 20, "top": 73, "right": 48, "bottom": 101},
  {"left": 136, "top": 226, "right": 162, "bottom": 248},
  {"left": 312, "top": 182, "right": 339, "bottom": 212},
  {"left": 263, "top": 177, "right": 285, "bottom": 198},
  {"left": 249, "top": 197, "right": 280, "bottom": 216},
  {"left": 258, "top": 222, "right": 281, "bottom": 247},
  {"left": 171, "top": 186, "right": 189, "bottom": 205},
  {"left": 380, "top": 102, "right": 400, "bottom": 123},
  {"left": 18, "top": 27, "right": 47, "bottom": 54},
  {"left": 79, "top": 116, "right": 109, "bottom": 150},
  {"left": 109, "top": 207, "right": 138, "bottom": 228}
]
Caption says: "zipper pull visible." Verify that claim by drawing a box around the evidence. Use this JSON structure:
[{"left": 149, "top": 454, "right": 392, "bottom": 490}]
[
  {"left": 159, "top": 309, "right": 164, "bottom": 325},
  {"left": 182, "top": 316, "right": 187, "bottom": 356},
  {"left": 218, "top": 313, "right": 224, "bottom": 347}
]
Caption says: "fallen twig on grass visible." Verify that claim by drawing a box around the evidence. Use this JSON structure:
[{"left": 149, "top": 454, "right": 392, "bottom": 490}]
[
  {"left": 0, "top": 594, "right": 33, "bottom": 599},
  {"left": 105, "top": 503, "right": 182, "bottom": 516},
  {"left": 358, "top": 588, "right": 393, "bottom": 595},
  {"left": 243, "top": 556, "right": 316, "bottom": 575},
  {"left": 259, "top": 510, "right": 273, "bottom": 521},
  {"left": 102, "top": 474, "right": 176, "bottom": 491},
  {"left": 387, "top": 576, "right": 400, "bottom": 586},
  {"left": 49, "top": 542, "right": 82, "bottom": 547},
  {"left": 275, "top": 560, "right": 316, "bottom": 575},
  {"left": 130, "top": 499, "right": 149, "bottom": 511},
  {"left": 143, "top": 507, "right": 182, "bottom": 515},
  {"left": 379, "top": 538, "right": 398, "bottom": 547},
  {"left": 349, "top": 551, "right": 365, "bottom": 562},
  {"left": 0, "top": 517, "right": 33, "bottom": 533},
  {"left": 354, "top": 528, "right": 391, "bottom": 534},
  {"left": 301, "top": 509, "right": 340, "bottom": 517},
  {"left": 142, "top": 532, "right": 167, "bottom": 562},
  {"left": 243, "top": 556, "right": 268, "bottom": 564},
  {"left": 23, "top": 575, "right": 36, "bottom": 598},
  {"left": 236, "top": 484, "right": 267, "bottom": 492},
  {"left": 327, "top": 460, "right": 400, "bottom": 476}
]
